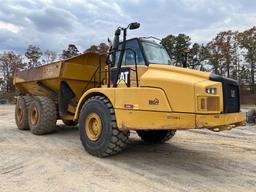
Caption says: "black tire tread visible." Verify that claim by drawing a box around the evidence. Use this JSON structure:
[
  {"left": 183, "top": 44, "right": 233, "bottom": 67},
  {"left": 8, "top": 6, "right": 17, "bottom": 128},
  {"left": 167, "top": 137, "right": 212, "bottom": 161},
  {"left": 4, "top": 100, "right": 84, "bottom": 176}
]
[
  {"left": 23, "top": 96, "right": 33, "bottom": 108},
  {"left": 246, "top": 108, "right": 256, "bottom": 123},
  {"left": 137, "top": 130, "right": 176, "bottom": 143},
  {"left": 29, "top": 96, "right": 57, "bottom": 135},
  {"left": 161, "top": 130, "right": 176, "bottom": 142},
  {"left": 15, "top": 96, "right": 33, "bottom": 130},
  {"left": 62, "top": 120, "right": 78, "bottom": 126},
  {"left": 80, "top": 95, "right": 129, "bottom": 157}
]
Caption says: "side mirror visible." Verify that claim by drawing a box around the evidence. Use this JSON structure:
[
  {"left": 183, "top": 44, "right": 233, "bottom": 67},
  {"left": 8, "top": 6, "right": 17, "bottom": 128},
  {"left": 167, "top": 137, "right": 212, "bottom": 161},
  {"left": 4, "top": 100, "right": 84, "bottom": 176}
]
[
  {"left": 113, "top": 28, "right": 121, "bottom": 50},
  {"left": 115, "top": 28, "right": 121, "bottom": 36},
  {"left": 129, "top": 22, "right": 140, "bottom": 30}
]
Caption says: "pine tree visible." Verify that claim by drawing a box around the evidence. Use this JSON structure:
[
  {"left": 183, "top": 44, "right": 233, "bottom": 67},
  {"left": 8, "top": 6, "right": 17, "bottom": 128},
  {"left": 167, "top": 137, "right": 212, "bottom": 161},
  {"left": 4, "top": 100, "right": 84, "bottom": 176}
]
[{"left": 161, "top": 34, "right": 191, "bottom": 66}]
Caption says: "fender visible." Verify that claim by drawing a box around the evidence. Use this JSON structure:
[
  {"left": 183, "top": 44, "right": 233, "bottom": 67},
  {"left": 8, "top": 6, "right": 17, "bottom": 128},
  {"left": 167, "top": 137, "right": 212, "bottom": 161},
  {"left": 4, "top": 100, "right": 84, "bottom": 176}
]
[
  {"left": 73, "top": 88, "right": 116, "bottom": 121},
  {"left": 74, "top": 87, "right": 172, "bottom": 122}
]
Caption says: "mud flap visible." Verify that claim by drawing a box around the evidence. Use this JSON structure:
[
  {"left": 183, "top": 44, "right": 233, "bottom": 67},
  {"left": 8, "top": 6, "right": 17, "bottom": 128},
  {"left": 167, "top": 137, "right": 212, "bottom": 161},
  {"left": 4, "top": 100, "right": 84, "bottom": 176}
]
[{"left": 58, "top": 81, "right": 75, "bottom": 116}]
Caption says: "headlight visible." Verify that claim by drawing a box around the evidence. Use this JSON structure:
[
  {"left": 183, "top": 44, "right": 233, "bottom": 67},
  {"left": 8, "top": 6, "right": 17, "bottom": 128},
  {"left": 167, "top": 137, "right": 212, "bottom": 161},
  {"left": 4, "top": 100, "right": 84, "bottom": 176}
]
[{"left": 206, "top": 87, "right": 217, "bottom": 95}]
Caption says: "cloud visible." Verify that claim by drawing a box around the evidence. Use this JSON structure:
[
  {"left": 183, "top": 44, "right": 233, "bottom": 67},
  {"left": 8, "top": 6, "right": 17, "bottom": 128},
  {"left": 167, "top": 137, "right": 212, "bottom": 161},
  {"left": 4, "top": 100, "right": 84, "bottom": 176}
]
[
  {"left": 27, "top": 7, "right": 77, "bottom": 32},
  {"left": 0, "top": 21, "right": 21, "bottom": 33},
  {"left": 0, "top": 0, "right": 255, "bottom": 54}
]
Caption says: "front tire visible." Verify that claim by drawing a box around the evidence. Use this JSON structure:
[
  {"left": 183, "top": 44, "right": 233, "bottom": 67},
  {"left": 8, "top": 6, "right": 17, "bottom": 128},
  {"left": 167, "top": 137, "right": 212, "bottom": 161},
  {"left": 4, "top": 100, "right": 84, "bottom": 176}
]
[
  {"left": 137, "top": 130, "right": 176, "bottom": 143},
  {"left": 79, "top": 96, "right": 129, "bottom": 157}
]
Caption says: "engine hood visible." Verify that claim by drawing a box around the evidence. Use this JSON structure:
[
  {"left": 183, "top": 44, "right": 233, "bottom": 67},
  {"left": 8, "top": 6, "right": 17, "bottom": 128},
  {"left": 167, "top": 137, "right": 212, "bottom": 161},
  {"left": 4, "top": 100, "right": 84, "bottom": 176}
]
[
  {"left": 140, "top": 64, "right": 212, "bottom": 113},
  {"left": 147, "top": 64, "right": 210, "bottom": 79}
]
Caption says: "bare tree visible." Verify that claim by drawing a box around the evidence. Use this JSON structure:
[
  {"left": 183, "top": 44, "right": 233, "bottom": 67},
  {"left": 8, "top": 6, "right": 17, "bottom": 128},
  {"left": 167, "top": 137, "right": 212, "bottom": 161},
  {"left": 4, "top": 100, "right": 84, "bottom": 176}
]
[
  {"left": 98, "top": 43, "right": 109, "bottom": 54},
  {"left": 85, "top": 43, "right": 109, "bottom": 54},
  {"left": 237, "top": 27, "right": 256, "bottom": 93},
  {"left": 0, "top": 52, "right": 24, "bottom": 92},
  {"left": 44, "top": 50, "right": 57, "bottom": 64},
  {"left": 188, "top": 43, "right": 210, "bottom": 71},
  {"left": 207, "top": 31, "right": 238, "bottom": 77},
  {"left": 25, "top": 45, "right": 43, "bottom": 68}
]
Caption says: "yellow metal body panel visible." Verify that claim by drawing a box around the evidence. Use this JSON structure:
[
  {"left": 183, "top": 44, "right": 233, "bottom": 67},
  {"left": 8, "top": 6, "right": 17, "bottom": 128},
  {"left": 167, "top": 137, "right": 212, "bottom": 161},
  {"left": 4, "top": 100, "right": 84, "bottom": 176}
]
[
  {"left": 115, "top": 109, "right": 245, "bottom": 130},
  {"left": 14, "top": 62, "right": 62, "bottom": 84},
  {"left": 74, "top": 87, "right": 171, "bottom": 120},
  {"left": 14, "top": 52, "right": 107, "bottom": 119},
  {"left": 114, "top": 87, "right": 171, "bottom": 111},
  {"left": 60, "top": 52, "right": 106, "bottom": 82},
  {"left": 140, "top": 64, "right": 211, "bottom": 113},
  {"left": 74, "top": 88, "right": 116, "bottom": 120},
  {"left": 115, "top": 109, "right": 196, "bottom": 130},
  {"left": 74, "top": 86, "right": 244, "bottom": 131},
  {"left": 194, "top": 80, "right": 223, "bottom": 113},
  {"left": 14, "top": 52, "right": 107, "bottom": 97},
  {"left": 196, "top": 112, "right": 245, "bottom": 129}
]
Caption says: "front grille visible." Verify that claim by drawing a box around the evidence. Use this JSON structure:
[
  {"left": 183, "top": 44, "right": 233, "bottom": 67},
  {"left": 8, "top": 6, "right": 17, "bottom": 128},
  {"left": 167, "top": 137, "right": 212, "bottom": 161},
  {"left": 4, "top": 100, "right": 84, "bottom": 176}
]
[
  {"left": 210, "top": 74, "right": 240, "bottom": 113},
  {"left": 226, "top": 84, "right": 240, "bottom": 113},
  {"left": 198, "top": 97, "right": 220, "bottom": 112},
  {"left": 207, "top": 97, "right": 220, "bottom": 111}
]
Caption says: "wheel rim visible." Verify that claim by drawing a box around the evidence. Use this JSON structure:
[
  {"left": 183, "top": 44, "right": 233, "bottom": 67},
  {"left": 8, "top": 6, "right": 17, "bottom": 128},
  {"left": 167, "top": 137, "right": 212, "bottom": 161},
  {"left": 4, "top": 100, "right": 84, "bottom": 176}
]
[
  {"left": 85, "top": 113, "right": 102, "bottom": 141},
  {"left": 16, "top": 102, "right": 23, "bottom": 123},
  {"left": 31, "top": 106, "right": 39, "bottom": 126}
]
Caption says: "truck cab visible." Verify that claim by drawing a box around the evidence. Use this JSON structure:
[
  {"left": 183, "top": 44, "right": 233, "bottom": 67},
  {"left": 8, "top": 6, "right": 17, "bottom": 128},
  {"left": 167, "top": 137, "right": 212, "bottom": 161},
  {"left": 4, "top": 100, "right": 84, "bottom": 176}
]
[{"left": 109, "top": 37, "right": 171, "bottom": 87}]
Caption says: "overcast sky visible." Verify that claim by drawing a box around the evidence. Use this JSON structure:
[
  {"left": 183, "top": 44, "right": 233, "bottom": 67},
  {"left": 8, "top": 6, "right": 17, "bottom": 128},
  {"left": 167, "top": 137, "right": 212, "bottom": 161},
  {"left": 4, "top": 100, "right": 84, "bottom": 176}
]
[{"left": 0, "top": 0, "right": 255, "bottom": 54}]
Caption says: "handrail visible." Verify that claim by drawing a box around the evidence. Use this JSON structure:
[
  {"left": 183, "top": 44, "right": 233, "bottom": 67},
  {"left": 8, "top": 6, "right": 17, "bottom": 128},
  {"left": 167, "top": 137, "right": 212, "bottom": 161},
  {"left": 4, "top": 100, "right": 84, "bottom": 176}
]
[
  {"left": 82, "top": 64, "right": 101, "bottom": 93},
  {"left": 108, "top": 48, "right": 139, "bottom": 87},
  {"left": 82, "top": 47, "right": 140, "bottom": 93}
]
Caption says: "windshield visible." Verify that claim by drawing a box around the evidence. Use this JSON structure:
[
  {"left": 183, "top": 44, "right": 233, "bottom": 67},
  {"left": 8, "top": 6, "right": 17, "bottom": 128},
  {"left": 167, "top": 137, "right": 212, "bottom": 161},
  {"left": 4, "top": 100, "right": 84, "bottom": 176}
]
[{"left": 142, "top": 41, "right": 171, "bottom": 65}]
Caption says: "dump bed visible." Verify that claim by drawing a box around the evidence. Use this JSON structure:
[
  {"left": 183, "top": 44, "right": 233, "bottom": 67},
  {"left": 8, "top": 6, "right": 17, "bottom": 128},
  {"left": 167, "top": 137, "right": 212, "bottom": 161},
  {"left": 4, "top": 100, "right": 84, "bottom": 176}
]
[{"left": 14, "top": 52, "right": 107, "bottom": 102}]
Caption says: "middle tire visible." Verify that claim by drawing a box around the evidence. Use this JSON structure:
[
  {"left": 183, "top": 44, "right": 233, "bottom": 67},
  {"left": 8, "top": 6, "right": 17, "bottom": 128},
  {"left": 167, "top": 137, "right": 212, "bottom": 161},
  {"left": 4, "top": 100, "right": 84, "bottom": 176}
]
[
  {"left": 79, "top": 95, "right": 129, "bottom": 157},
  {"left": 28, "top": 96, "right": 57, "bottom": 135},
  {"left": 62, "top": 120, "right": 78, "bottom": 126},
  {"left": 136, "top": 130, "right": 176, "bottom": 143}
]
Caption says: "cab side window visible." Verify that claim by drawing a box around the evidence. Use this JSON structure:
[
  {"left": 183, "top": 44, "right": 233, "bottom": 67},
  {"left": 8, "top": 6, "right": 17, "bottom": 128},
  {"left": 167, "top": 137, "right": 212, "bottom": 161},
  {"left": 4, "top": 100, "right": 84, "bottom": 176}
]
[
  {"left": 123, "top": 39, "right": 145, "bottom": 66},
  {"left": 114, "top": 39, "right": 145, "bottom": 67}
]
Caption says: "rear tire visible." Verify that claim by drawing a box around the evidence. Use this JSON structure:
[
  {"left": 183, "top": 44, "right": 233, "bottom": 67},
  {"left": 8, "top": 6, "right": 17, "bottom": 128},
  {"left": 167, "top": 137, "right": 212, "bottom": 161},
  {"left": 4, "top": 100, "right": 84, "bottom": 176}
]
[
  {"left": 137, "top": 130, "right": 176, "bottom": 143},
  {"left": 79, "top": 95, "right": 129, "bottom": 157},
  {"left": 62, "top": 120, "right": 77, "bottom": 126},
  {"left": 15, "top": 96, "right": 33, "bottom": 130},
  {"left": 28, "top": 96, "right": 57, "bottom": 135}
]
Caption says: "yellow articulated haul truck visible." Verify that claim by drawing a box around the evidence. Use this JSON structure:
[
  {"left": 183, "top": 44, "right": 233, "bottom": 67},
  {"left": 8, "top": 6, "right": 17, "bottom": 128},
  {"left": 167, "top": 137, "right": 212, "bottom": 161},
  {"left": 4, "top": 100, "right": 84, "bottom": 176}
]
[{"left": 14, "top": 23, "right": 245, "bottom": 157}]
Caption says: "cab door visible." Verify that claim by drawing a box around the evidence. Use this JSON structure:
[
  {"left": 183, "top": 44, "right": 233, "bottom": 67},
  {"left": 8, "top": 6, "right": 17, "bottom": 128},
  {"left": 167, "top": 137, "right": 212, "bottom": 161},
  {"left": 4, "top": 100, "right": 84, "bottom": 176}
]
[{"left": 111, "top": 39, "right": 148, "bottom": 87}]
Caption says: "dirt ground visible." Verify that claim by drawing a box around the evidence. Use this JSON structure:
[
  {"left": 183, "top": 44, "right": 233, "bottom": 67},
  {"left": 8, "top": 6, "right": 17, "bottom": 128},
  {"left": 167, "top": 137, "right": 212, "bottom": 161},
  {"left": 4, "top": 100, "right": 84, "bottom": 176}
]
[{"left": 0, "top": 105, "right": 255, "bottom": 192}]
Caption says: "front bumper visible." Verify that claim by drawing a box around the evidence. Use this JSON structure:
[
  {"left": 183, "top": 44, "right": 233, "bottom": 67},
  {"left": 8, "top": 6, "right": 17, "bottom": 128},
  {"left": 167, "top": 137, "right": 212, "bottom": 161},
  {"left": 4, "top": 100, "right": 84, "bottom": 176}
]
[
  {"left": 115, "top": 109, "right": 245, "bottom": 131},
  {"left": 196, "top": 112, "right": 245, "bottom": 131}
]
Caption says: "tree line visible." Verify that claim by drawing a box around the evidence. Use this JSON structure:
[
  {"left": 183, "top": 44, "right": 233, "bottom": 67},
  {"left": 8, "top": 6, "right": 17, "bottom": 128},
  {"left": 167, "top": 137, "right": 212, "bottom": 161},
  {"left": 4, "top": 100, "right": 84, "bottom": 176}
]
[
  {"left": 161, "top": 26, "right": 256, "bottom": 93},
  {"left": 0, "top": 26, "right": 255, "bottom": 94}
]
